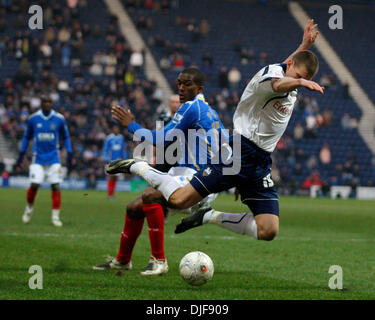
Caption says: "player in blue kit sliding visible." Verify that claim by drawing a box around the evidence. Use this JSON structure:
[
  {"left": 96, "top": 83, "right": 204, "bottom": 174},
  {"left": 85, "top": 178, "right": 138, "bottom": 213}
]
[
  {"left": 94, "top": 68, "right": 227, "bottom": 275},
  {"left": 16, "top": 95, "right": 73, "bottom": 227},
  {"left": 102, "top": 125, "right": 128, "bottom": 199}
]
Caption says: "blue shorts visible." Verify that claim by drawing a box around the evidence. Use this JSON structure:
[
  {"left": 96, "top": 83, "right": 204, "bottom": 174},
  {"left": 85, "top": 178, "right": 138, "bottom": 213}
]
[{"left": 190, "top": 134, "right": 279, "bottom": 216}]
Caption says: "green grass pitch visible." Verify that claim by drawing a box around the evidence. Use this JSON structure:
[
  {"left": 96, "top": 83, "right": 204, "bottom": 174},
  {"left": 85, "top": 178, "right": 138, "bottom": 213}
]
[{"left": 0, "top": 188, "right": 374, "bottom": 300}]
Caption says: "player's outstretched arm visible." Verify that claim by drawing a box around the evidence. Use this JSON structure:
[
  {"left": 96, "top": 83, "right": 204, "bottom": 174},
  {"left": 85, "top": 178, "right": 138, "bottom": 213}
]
[
  {"left": 272, "top": 77, "right": 324, "bottom": 94},
  {"left": 111, "top": 104, "right": 196, "bottom": 147},
  {"left": 111, "top": 105, "right": 135, "bottom": 127},
  {"left": 283, "top": 18, "right": 319, "bottom": 63}
]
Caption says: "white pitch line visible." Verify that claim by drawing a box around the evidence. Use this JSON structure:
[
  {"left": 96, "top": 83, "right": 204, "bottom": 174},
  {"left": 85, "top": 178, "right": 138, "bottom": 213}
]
[{"left": 1, "top": 232, "right": 374, "bottom": 243}]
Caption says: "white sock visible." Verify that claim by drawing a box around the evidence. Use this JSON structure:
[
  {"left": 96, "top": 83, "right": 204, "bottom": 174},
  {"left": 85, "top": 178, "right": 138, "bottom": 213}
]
[
  {"left": 25, "top": 204, "right": 33, "bottom": 214},
  {"left": 130, "top": 162, "right": 181, "bottom": 201},
  {"left": 52, "top": 209, "right": 60, "bottom": 220},
  {"left": 204, "top": 210, "right": 258, "bottom": 239}
]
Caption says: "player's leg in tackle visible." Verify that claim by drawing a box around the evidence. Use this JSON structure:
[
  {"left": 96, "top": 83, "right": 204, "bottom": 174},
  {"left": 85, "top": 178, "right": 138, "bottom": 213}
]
[
  {"left": 22, "top": 183, "right": 39, "bottom": 224},
  {"left": 175, "top": 186, "right": 279, "bottom": 241},
  {"left": 140, "top": 187, "right": 169, "bottom": 276},
  {"left": 93, "top": 192, "right": 168, "bottom": 275},
  {"left": 51, "top": 183, "right": 63, "bottom": 227},
  {"left": 93, "top": 196, "right": 144, "bottom": 271},
  {"left": 106, "top": 158, "right": 203, "bottom": 208},
  {"left": 176, "top": 208, "right": 278, "bottom": 241},
  {"left": 107, "top": 174, "right": 118, "bottom": 200}
]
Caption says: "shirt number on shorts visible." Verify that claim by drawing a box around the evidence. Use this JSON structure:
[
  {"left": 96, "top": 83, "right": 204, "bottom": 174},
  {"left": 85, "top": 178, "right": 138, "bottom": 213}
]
[{"left": 263, "top": 173, "right": 274, "bottom": 188}]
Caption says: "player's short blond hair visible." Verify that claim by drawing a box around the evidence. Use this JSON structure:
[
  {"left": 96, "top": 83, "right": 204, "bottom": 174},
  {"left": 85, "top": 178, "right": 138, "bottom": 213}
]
[{"left": 292, "top": 50, "right": 319, "bottom": 79}]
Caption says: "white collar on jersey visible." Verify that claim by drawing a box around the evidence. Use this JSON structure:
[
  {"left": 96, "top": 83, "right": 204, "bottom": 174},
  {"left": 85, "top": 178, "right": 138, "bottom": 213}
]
[{"left": 37, "top": 109, "right": 56, "bottom": 120}]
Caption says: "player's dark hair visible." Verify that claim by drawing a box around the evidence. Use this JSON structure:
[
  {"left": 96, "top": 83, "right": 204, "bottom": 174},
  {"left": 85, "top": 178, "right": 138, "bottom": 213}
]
[
  {"left": 181, "top": 68, "right": 206, "bottom": 86},
  {"left": 292, "top": 50, "right": 319, "bottom": 79}
]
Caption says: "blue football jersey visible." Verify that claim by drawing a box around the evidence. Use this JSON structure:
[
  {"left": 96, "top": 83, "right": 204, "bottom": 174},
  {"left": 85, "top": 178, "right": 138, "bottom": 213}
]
[
  {"left": 103, "top": 134, "right": 128, "bottom": 161},
  {"left": 20, "top": 110, "right": 72, "bottom": 165},
  {"left": 128, "top": 95, "right": 229, "bottom": 171}
]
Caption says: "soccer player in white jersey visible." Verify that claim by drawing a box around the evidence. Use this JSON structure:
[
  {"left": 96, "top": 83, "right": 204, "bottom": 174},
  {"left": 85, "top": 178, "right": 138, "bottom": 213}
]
[
  {"left": 106, "top": 19, "right": 323, "bottom": 241},
  {"left": 16, "top": 95, "right": 73, "bottom": 227}
]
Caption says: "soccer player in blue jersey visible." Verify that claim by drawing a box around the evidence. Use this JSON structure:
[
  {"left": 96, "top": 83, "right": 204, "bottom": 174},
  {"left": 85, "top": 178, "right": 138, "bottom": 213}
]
[
  {"left": 106, "top": 19, "right": 323, "bottom": 242},
  {"left": 102, "top": 125, "right": 128, "bottom": 200},
  {"left": 16, "top": 95, "right": 73, "bottom": 227},
  {"left": 94, "top": 68, "right": 227, "bottom": 275}
]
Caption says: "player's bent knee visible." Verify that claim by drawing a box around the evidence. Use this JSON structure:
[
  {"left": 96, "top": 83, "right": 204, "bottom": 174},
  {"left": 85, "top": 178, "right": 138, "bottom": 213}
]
[
  {"left": 30, "top": 183, "right": 40, "bottom": 190},
  {"left": 257, "top": 227, "right": 278, "bottom": 241},
  {"left": 51, "top": 183, "right": 60, "bottom": 191},
  {"left": 126, "top": 197, "right": 144, "bottom": 220},
  {"left": 168, "top": 193, "right": 190, "bottom": 210},
  {"left": 142, "top": 187, "right": 164, "bottom": 205},
  {"left": 168, "top": 185, "right": 204, "bottom": 209},
  {"left": 255, "top": 214, "right": 279, "bottom": 241}
]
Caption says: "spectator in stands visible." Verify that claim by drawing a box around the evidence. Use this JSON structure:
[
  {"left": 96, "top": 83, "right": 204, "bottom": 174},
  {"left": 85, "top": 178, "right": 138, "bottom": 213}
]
[
  {"left": 342, "top": 161, "right": 354, "bottom": 184},
  {"left": 202, "top": 52, "right": 213, "bottom": 66},
  {"left": 293, "top": 122, "right": 304, "bottom": 140},
  {"left": 247, "top": 49, "right": 256, "bottom": 64},
  {"left": 228, "top": 67, "right": 241, "bottom": 91},
  {"left": 218, "top": 66, "right": 229, "bottom": 89},
  {"left": 320, "top": 73, "right": 333, "bottom": 89},
  {"left": 144, "top": 0, "right": 154, "bottom": 10},
  {"left": 322, "top": 108, "right": 333, "bottom": 126},
  {"left": 136, "top": 15, "right": 148, "bottom": 29},
  {"left": 302, "top": 170, "right": 324, "bottom": 189},
  {"left": 161, "top": 0, "right": 171, "bottom": 12},
  {"left": 240, "top": 49, "right": 249, "bottom": 65},
  {"left": 259, "top": 51, "right": 269, "bottom": 65},
  {"left": 304, "top": 112, "right": 317, "bottom": 138},
  {"left": 129, "top": 50, "right": 144, "bottom": 73},
  {"left": 341, "top": 113, "right": 352, "bottom": 129},
  {"left": 348, "top": 177, "right": 359, "bottom": 197},
  {"left": 89, "top": 61, "right": 103, "bottom": 76},
  {"left": 199, "top": 19, "right": 210, "bottom": 36},
  {"left": 61, "top": 45, "right": 71, "bottom": 67},
  {"left": 159, "top": 55, "right": 171, "bottom": 69},
  {"left": 92, "top": 25, "right": 103, "bottom": 38},
  {"left": 350, "top": 116, "right": 358, "bottom": 129},
  {"left": 293, "top": 163, "right": 303, "bottom": 177},
  {"left": 232, "top": 39, "right": 242, "bottom": 52},
  {"left": 172, "top": 54, "right": 184, "bottom": 71},
  {"left": 319, "top": 143, "right": 331, "bottom": 167},
  {"left": 307, "top": 155, "right": 318, "bottom": 170},
  {"left": 191, "top": 26, "right": 201, "bottom": 42}
]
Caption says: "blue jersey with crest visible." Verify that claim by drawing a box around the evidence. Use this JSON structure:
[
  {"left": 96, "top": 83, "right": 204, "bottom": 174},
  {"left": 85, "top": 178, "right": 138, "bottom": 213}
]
[
  {"left": 20, "top": 110, "right": 72, "bottom": 165},
  {"left": 128, "top": 95, "right": 228, "bottom": 171},
  {"left": 103, "top": 134, "right": 128, "bottom": 161}
]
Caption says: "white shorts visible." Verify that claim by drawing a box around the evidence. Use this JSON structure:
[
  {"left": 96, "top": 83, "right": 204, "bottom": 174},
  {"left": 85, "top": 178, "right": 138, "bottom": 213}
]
[
  {"left": 29, "top": 163, "right": 63, "bottom": 185},
  {"left": 167, "top": 167, "right": 218, "bottom": 215}
]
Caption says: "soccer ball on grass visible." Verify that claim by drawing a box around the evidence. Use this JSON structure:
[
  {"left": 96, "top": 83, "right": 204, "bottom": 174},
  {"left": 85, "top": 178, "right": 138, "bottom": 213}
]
[{"left": 179, "top": 251, "right": 214, "bottom": 286}]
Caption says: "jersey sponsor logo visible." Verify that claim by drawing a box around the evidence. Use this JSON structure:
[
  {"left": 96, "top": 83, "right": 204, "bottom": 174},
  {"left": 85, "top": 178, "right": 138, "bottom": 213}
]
[
  {"left": 272, "top": 101, "right": 292, "bottom": 115},
  {"left": 172, "top": 113, "right": 183, "bottom": 124},
  {"left": 202, "top": 167, "right": 212, "bottom": 177},
  {"left": 37, "top": 132, "right": 55, "bottom": 141},
  {"left": 112, "top": 144, "right": 121, "bottom": 151}
]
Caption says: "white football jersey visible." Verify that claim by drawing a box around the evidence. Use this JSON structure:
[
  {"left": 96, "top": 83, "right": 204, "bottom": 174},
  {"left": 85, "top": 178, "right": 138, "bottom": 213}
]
[{"left": 233, "top": 63, "right": 298, "bottom": 152}]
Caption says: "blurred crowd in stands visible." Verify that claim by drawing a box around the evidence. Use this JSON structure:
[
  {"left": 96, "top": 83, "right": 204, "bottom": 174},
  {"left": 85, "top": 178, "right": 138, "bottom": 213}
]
[
  {"left": 0, "top": 0, "right": 165, "bottom": 183},
  {"left": 0, "top": 0, "right": 374, "bottom": 195}
]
